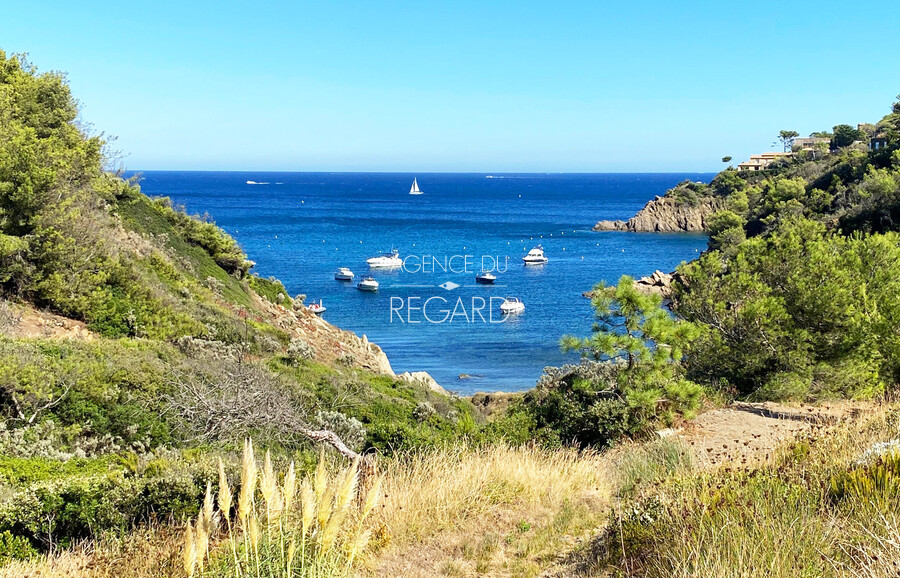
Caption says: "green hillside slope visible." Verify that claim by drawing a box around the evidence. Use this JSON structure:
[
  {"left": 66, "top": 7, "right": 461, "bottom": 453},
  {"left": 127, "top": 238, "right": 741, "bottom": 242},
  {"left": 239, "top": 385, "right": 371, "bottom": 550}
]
[{"left": 0, "top": 50, "right": 477, "bottom": 557}]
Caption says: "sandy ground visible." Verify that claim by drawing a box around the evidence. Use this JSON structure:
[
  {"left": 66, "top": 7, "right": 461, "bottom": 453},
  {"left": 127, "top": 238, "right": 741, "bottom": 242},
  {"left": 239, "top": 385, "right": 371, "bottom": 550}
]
[
  {"left": 678, "top": 401, "right": 867, "bottom": 468},
  {"left": 0, "top": 300, "right": 93, "bottom": 340}
]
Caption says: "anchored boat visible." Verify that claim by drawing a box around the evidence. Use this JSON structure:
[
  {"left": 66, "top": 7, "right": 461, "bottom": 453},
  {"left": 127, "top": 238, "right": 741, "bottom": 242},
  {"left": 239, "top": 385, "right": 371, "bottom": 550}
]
[
  {"left": 499, "top": 297, "right": 525, "bottom": 314},
  {"left": 334, "top": 267, "right": 355, "bottom": 281},
  {"left": 522, "top": 245, "right": 548, "bottom": 265},
  {"left": 475, "top": 271, "right": 496, "bottom": 284},
  {"left": 366, "top": 249, "right": 402, "bottom": 268},
  {"left": 357, "top": 276, "right": 379, "bottom": 291}
]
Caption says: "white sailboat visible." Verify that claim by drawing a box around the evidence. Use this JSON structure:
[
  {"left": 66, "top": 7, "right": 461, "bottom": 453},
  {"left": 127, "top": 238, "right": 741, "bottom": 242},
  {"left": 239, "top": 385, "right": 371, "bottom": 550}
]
[{"left": 409, "top": 178, "right": 423, "bottom": 195}]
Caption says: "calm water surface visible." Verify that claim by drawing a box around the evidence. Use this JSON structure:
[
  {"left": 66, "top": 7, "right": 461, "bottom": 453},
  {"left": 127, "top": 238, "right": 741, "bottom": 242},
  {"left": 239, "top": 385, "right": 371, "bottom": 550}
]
[{"left": 133, "top": 172, "right": 711, "bottom": 393}]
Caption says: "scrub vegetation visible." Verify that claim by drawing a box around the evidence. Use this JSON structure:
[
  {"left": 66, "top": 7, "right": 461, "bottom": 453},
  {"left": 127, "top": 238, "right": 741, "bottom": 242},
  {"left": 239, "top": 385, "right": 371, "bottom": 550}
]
[{"left": 4, "top": 48, "right": 900, "bottom": 577}]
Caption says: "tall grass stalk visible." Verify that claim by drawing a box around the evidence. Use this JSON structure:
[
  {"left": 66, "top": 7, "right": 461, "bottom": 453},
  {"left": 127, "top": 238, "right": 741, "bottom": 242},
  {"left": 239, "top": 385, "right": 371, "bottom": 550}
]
[{"left": 183, "top": 439, "right": 380, "bottom": 577}]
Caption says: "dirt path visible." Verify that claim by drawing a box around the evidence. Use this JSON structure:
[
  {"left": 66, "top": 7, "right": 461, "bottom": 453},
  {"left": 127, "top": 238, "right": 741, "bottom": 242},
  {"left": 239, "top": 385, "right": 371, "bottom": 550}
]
[
  {"left": 677, "top": 401, "right": 867, "bottom": 468},
  {"left": 0, "top": 300, "right": 93, "bottom": 340}
]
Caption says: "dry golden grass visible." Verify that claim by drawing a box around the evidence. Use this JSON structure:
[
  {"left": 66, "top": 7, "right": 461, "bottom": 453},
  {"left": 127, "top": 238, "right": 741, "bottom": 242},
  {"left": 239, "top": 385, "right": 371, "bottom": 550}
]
[
  {"left": 4, "top": 444, "right": 611, "bottom": 577},
  {"left": 370, "top": 443, "right": 611, "bottom": 577},
  {"left": 585, "top": 402, "right": 900, "bottom": 578},
  {"left": 0, "top": 525, "right": 183, "bottom": 578},
  {"left": 184, "top": 439, "right": 381, "bottom": 577}
]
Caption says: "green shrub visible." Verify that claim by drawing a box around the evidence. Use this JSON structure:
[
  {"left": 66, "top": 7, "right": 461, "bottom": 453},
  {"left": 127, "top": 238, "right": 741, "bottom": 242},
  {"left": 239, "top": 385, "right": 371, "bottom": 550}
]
[
  {"left": 0, "top": 338, "right": 175, "bottom": 454},
  {"left": 0, "top": 461, "right": 211, "bottom": 550},
  {"left": 248, "top": 274, "right": 292, "bottom": 306},
  {"left": 830, "top": 448, "right": 900, "bottom": 511},
  {"left": 0, "top": 455, "right": 119, "bottom": 486},
  {"left": 0, "top": 529, "right": 38, "bottom": 563},
  {"left": 666, "top": 180, "right": 708, "bottom": 206},
  {"left": 677, "top": 217, "right": 900, "bottom": 400}
]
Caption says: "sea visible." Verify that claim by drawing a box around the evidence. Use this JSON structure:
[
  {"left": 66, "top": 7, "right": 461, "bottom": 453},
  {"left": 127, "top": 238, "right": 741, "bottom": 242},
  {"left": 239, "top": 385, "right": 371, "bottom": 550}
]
[{"left": 131, "top": 172, "right": 712, "bottom": 394}]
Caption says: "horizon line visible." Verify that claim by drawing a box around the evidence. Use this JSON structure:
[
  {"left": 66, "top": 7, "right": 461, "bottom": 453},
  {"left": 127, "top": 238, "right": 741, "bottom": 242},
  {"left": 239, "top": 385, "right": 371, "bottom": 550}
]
[{"left": 125, "top": 169, "right": 720, "bottom": 175}]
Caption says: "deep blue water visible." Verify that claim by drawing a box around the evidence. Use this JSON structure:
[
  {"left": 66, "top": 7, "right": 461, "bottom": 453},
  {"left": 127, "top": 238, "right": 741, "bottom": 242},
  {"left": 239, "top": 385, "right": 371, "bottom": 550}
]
[{"left": 131, "top": 172, "right": 712, "bottom": 393}]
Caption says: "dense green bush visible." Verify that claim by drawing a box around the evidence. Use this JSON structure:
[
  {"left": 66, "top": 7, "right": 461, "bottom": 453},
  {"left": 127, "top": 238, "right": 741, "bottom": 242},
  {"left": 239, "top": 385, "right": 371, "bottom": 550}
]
[
  {"left": 503, "top": 380, "right": 650, "bottom": 448},
  {"left": 830, "top": 446, "right": 900, "bottom": 511},
  {"left": 676, "top": 216, "right": 900, "bottom": 399},
  {"left": 0, "top": 338, "right": 175, "bottom": 453},
  {"left": 275, "top": 360, "right": 480, "bottom": 453},
  {"left": 0, "top": 457, "right": 212, "bottom": 551},
  {"left": 248, "top": 274, "right": 292, "bottom": 306},
  {"left": 0, "top": 530, "right": 38, "bottom": 563},
  {"left": 666, "top": 180, "right": 708, "bottom": 206}
]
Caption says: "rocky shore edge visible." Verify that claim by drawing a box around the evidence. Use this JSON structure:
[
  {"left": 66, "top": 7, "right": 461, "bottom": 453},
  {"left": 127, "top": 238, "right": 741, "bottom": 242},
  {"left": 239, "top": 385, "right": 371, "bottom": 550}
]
[{"left": 593, "top": 195, "right": 723, "bottom": 233}]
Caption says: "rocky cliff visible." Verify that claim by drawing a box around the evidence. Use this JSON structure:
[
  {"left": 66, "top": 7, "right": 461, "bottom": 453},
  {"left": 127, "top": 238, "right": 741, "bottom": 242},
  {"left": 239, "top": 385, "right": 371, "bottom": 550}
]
[
  {"left": 593, "top": 195, "right": 723, "bottom": 233},
  {"left": 250, "top": 292, "right": 395, "bottom": 375}
]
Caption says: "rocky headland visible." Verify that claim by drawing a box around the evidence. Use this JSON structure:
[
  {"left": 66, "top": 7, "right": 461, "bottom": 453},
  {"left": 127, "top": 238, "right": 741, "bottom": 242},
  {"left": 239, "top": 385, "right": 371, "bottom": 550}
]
[{"left": 593, "top": 195, "right": 723, "bottom": 233}]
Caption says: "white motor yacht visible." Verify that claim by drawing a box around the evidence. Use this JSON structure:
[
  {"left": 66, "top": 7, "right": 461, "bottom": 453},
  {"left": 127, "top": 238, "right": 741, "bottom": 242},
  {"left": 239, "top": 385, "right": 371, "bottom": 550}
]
[
  {"left": 357, "top": 276, "right": 379, "bottom": 291},
  {"left": 334, "top": 267, "right": 355, "bottom": 281},
  {"left": 308, "top": 300, "right": 326, "bottom": 314},
  {"left": 499, "top": 297, "right": 525, "bottom": 314},
  {"left": 366, "top": 249, "right": 402, "bottom": 268},
  {"left": 522, "top": 245, "right": 548, "bottom": 265}
]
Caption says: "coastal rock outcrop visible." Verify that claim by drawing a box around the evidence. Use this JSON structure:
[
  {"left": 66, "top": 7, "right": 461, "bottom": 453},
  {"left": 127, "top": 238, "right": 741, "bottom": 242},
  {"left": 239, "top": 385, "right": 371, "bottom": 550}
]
[
  {"left": 252, "top": 293, "right": 395, "bottom": 375},
  {"left": 593, "top": 195, "right": 724, "bottom": 233},
  {"left": 634, "top": 269, "right": 675, "bottom": 297},
  {"left": 469, "top": 391, "right": 520, "bottom": 419},
  {"left": 582, "top": 269, "right": 677, "bottom": 299},
  {"left": 398, "top": 371, "right": 450, "bottom": 396}
]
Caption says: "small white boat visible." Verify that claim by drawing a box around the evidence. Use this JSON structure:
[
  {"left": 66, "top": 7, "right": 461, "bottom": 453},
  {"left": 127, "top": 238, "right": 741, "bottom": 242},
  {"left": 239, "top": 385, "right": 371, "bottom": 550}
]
[
  {"left": 308, "top": 300, "right": 326, "bottom": 314},
  {"left": 475, "top": 272, "right": 496, "bottom": 284},
  {"left": 409, "top": 178, "right": 423, "bottom": 195},
  {"left": 500, "top": 297, "right": 525, "bottom": 314},
  {"left": 522, "top": 245, "right": 548, "bottom": 265},
  {"left": 357, "top": 276, "right": 379, "bottom": 291},
  {"left": 366, "top": 249, "right": 402, "bottom": 268},
  {"left": 334, "top": 267, "right": 355, "bottom": 281}
]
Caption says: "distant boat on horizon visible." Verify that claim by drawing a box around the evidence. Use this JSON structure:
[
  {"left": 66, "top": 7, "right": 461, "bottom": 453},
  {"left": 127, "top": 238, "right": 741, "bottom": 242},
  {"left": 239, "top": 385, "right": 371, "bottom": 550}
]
[{"left": 409, "top": 178, "right": 423, "bottom": 195}]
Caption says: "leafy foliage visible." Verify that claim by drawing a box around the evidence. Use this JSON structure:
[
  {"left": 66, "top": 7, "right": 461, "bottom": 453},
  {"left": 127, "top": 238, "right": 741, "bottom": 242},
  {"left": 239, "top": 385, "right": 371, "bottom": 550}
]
[
  {"left": 831, "top": 123, "right": 863, "bottom": 149},
  {"left": 676, "top": 217, "right": 899, "bottom": 399},
  {"left": 665, "top": 180, "right": 709, "bottom": 206},
  {"left": 830, "top": 448, "right": 900, "bottom": 512},
  {"left": 561, "top": 276, "right": 703, "bottom": 421},
  {"left": 502, "top": 279, "right": 703, "bottom": 449},
  {"left": 663, "top": 95, "right": 900, "bottom": 401}
]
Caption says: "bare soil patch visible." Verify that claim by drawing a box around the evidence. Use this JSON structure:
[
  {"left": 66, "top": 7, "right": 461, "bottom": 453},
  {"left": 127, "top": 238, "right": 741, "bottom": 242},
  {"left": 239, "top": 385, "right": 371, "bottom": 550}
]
[{"left": 678, "top": 401, "right": 868, "bottom": 467}]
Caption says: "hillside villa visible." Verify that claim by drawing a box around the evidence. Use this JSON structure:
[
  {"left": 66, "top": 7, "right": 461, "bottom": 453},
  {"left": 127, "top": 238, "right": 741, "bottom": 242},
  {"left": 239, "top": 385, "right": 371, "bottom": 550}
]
[
  {"left": 793, "top": 136, "right": 831, "bottom": 150},
  {"left": 737, "top": 151, "right": 793, "bottom": 172}
]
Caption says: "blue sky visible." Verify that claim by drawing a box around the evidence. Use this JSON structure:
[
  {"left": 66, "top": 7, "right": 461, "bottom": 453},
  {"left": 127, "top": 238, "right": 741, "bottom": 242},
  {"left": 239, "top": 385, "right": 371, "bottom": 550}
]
[{"left": 2, "top": 1, "right": 897, "bottom": 172}]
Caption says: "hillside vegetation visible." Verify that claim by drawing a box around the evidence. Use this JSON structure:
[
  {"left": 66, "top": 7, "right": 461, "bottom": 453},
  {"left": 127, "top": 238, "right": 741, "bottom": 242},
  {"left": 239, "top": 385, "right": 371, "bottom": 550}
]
[
  {"left": 539, "top": 97, "right": 900, "bottom": 449},
  {"left": 5, "top": 46, "right": 900, "bottom": 578},
  {"left": 559, "top": 98, "right": 900, "bottom": 576},
  {"left": 672, "top": 101, "right": 900, "bottom": 402},
  {"left": 0, "top": 50, "right": 484, "bottom": 569}
]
